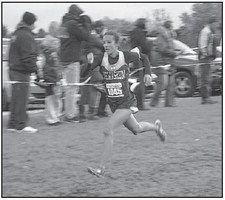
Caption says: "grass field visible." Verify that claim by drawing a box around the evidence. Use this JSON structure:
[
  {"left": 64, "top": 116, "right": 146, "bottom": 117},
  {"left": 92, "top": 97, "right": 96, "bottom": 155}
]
[{"left": 2, "top": 96, "right": 222, "bottom": 197}]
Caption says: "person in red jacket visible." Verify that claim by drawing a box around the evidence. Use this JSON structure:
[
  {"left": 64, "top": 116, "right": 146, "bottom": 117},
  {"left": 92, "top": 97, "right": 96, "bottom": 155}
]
[
  {"left": 7, "top": 12, "right": 38, "bottom": 134},
  {"left": 87, "top": 31, "right": 167, "bottom": 177}
]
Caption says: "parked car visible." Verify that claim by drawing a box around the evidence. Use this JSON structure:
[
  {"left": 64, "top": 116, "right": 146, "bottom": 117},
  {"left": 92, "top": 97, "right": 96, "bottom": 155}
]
[
  {"left": 172, "top": 40, "right": 222, "bottom": 97},
  {"left": 121, "top": 36, "right": 222, "bottom": 98},
  {"left": 2, "top": 38, "right": 45, "bottom": 111}
]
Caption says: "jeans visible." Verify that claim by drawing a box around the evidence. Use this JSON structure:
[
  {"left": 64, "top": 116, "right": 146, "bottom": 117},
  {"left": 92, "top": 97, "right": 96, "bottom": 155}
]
[
  {"left": 89, "top": 85, "right": 101, "bottom": 110},
  {"left": 63, "top": 62, "right": 80, "bottom": 119},
  {"left": 199, "top": 58, "right": 212, "bottom": 100},
  {"left": 8, "top": 70, "right": 30, "bottom": 130},
  {"left": 45, "top": 85, "right": 62, "bottom": 124},
  {"left": 79, "top": 85, "right": 101, "bottom": 115},
  {"left": 151, "top": 69, "right": 176, "bottom": 107},
  {"left": 98, "top": 92, "right": 107, "bottom": 115},
  {"left": 136, "top": 69, "right": 146, "bottom": 109}
]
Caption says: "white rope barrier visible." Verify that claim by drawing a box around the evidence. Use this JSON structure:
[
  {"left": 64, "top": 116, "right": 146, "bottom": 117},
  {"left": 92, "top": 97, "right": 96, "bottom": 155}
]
[
  {"left": 3, "top": 62, "right": 218, "bottom": 85},
  {"left": 3, "top": 76, "right": 93, "bottom": 86}
]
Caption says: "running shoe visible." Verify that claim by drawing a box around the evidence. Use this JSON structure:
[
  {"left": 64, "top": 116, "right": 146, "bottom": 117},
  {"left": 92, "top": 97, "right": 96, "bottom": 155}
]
[
  {"left": 17, "top": 126, "right": 38, "bottom": 134},
  {"left": 64, "top": 116, "right": 80, "bottom": 123},
  {"left": 97, "top": 112, "right": 108, "bottom": 118},
  {"left": 87, "top": 167, "right": 105, "bottom": 177},
  {"left": 6, "top": 128, "right": 16, "bottom": 132},
  {"left": 155, "top": 120, "right": 167, "bottom": 142}
]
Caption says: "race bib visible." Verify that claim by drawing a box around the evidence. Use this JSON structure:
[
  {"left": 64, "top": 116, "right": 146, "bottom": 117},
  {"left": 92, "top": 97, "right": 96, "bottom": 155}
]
[{"left": 106, "top": 83, "right": 124, "bottom": 97}]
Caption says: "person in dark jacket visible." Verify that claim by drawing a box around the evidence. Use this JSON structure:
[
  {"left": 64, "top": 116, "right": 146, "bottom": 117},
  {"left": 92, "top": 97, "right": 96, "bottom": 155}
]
[
  {"left": 93, "top": 20, "right": 109, "bottom": 117},
  {"left": 79, "top": 15, "right": 105, "bottom": 121},
  {"left": 59, "top": 4, "right": 90, "bottom": 122},
  {"left": 130, "top": 18, "right": 151, "bottom": 56},
  {"left": 130, "top": 18, "right": 151, "bottom": 110},
  {"left": 7, "top": 11, "right": 38, "bottom": 133}
]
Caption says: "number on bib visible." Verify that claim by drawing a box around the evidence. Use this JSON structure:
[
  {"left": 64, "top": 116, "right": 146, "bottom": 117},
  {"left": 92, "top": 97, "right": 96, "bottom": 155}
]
[{"left": 106, "top": 83, "right": 124, "bottom": 97}]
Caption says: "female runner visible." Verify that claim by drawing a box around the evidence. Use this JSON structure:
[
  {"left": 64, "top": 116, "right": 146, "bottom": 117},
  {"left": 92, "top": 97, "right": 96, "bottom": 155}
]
[{"left": 87, "top": 31, "right": 167, "bottom": 177}]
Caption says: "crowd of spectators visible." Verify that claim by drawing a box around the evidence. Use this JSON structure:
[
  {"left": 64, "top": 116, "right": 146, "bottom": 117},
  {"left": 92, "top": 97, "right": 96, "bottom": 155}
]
[{"left": 6, "top": 4, "right": 221, "bottom": 133}]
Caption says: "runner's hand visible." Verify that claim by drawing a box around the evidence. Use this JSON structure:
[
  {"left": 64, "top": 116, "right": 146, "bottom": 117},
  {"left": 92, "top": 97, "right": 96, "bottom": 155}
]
[
  {"left": 144, "top": 74, "right": 152, "bottom": 86},
  {"left": 87, "top": 52, "right": 94, "bottom": 64}
]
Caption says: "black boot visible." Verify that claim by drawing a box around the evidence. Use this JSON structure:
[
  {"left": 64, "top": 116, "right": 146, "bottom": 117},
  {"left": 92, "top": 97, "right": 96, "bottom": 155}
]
[
  {"left": 79, "top": 105, "right": 87, "bottom": 123},
  {"left": 88, "top": 107, "right": 100, "bottom": 120}
]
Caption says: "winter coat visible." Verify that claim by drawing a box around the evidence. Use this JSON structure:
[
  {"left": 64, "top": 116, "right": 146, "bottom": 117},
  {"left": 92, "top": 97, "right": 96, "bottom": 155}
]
[
  {"left": 130, "top": 27, "right": 150, "bottom": 55},
  {"left": 198, "top": 25, "right": 217, "bottom": 60},
  {"left": 8, "top": 22, "right": 38, "bottom": 74},
  {"left": 41, "top": 35, "right": 61, "bottom": 83},
  {"left": 59, "top": 13, "right": 90, "bottom": 63},
  {"left": 152, "top": 26, "right": 177, "bottom": 67},
  {"left": 80, "top": 33, "right": 104, "bottom": 82}
]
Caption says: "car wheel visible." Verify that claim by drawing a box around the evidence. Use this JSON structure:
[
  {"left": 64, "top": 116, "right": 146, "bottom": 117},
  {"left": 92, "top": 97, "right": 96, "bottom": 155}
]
[
  {"left": 175, "top": 71, "right": 195, "bottom": 97},
  {"left": 2, "top": 88, "right": 9, "bottom": 111}
]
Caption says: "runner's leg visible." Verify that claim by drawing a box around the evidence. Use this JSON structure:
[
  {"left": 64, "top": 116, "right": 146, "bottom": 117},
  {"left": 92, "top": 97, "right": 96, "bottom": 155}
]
[
  {"left": 124, "top": 114, "right": 167, "bottom": 142},
  {"left": 124, "top": 114, "right": 157, "bottom": 134},
  {"left": 100, "top": 109, "right": 132, "bottom": 170}
]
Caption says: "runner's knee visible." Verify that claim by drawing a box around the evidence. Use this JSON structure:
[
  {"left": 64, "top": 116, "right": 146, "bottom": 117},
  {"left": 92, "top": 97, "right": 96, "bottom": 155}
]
[
  {"left": 129, "top": 124, "right": 143, "bottom": 135},
  {"left": 103, "top": 127, "right": 113, "bottom": 137}
]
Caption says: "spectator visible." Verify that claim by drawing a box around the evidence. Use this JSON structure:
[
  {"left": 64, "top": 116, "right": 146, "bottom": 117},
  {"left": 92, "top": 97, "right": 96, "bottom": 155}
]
[
  {"left": 130, "top": 18, "right": 151, "bottom": 56},
  {"left": 130, "top": 18, "right": 151, "bottom": 110},
  {"left": 40, "top": 21, "right": 63, "bottom": 125},
  {"left": 79, "top": 15, "right": 104, "bottom": 121},
  {"left": 198, "top": 17, "right": 219, "bottom": 104},
  {"left": 93, "top": 20, "right": 109, "bottom": 117},
  {"left": 59, "top": 4, "right": 90, "bottom": 122},
  {"left": 7, "top": 12, "right": 38, "bottom": 133},
  {"left": 94, "top": 20, "right": 107, "bottom": 39},
  {"left": 150, "top": 20, "right": 178, "bottom": 107}
]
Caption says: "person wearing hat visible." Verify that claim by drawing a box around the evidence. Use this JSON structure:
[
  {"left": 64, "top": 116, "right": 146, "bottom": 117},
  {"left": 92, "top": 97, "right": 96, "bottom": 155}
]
[
  {"left": 59, "top": 4, "right": 90, "bottom": 122},
  {"left": 198, "top": 16, "right": 219, "bottom": 104},
  {"left": 7, "top": 11, "right": 38, "bottom": 133}
]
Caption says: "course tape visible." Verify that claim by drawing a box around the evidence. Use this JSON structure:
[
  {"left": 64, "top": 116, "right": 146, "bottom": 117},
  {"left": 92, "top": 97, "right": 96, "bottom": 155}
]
[
  {"left": 3, "top": 81, "right": 95, "bottom": 86},
  {"left": 3, "top": 62, "right": 217, "bottom": 85}
]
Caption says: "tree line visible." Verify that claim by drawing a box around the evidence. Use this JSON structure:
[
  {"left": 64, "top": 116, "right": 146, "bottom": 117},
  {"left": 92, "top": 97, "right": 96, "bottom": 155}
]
[{"left": 2, "top": 3, "right": 222, "bottom": 48}]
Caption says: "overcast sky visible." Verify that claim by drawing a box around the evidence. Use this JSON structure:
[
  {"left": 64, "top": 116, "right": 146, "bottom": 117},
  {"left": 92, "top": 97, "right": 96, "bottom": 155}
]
[{"left": 2, "top": 2, "right": 195, "bottom": 33}]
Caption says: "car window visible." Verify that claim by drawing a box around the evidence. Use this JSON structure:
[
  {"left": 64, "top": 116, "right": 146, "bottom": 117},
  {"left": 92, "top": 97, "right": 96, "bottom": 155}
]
[{"left": 173, "top": 40, "right": 197, "bottom": 55}]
